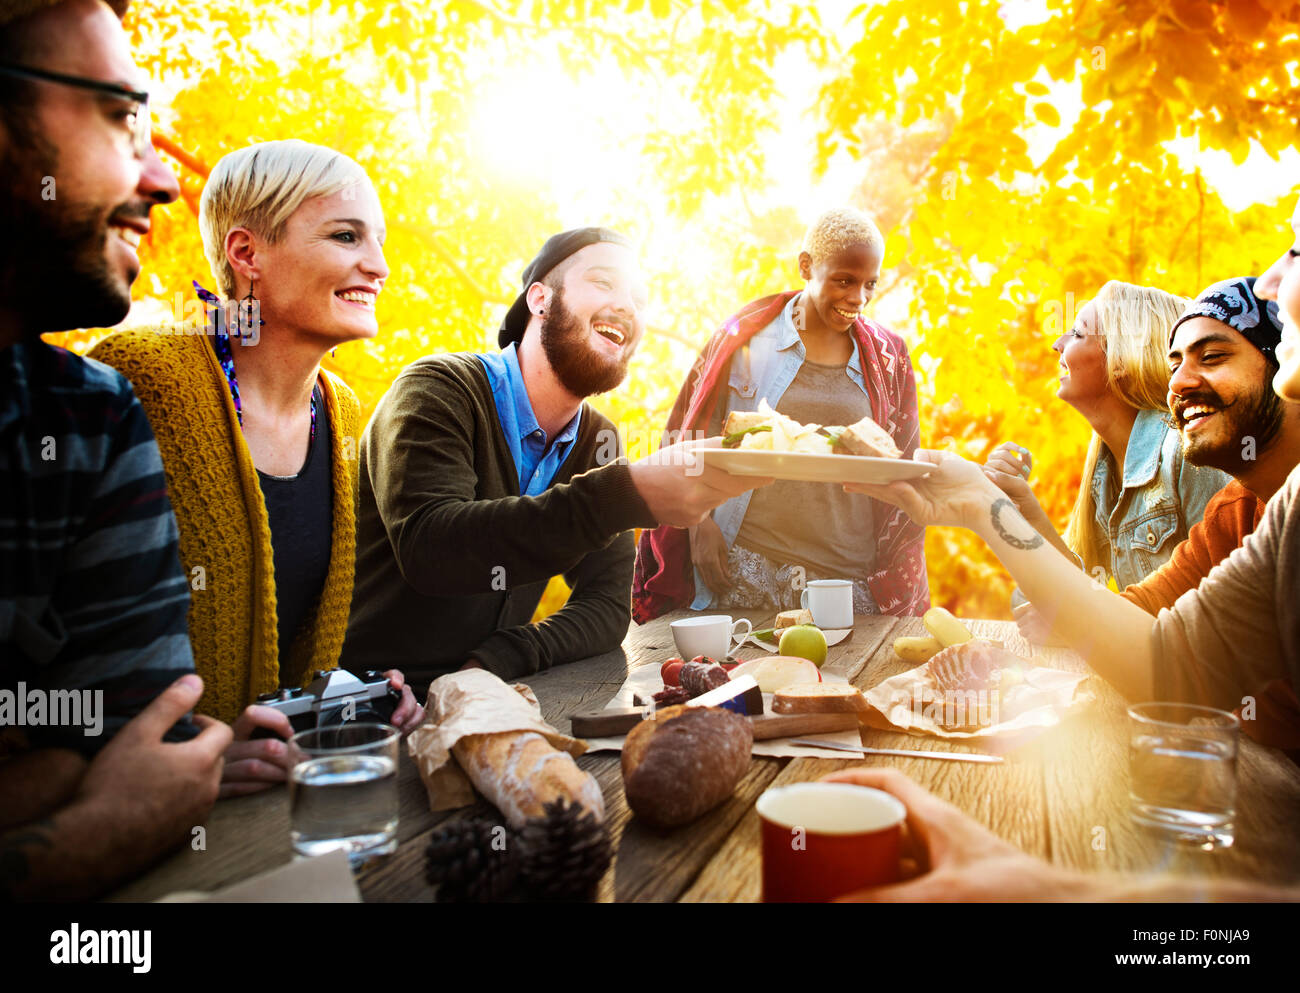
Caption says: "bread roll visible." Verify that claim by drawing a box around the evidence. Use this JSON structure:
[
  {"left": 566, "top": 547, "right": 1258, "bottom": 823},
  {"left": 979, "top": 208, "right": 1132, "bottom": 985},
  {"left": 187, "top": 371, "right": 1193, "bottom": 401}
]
[
  {"left": 621, "top": 705, "right": 752, "bottom": 829},
  {"left": 453, "top": 730, "right": 605, "bottom": 829}
]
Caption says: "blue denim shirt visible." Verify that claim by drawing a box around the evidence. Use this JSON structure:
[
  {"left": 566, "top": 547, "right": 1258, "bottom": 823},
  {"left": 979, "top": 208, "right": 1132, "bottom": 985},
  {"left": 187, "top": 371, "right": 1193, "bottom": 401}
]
[
  {"left": 692, "top": 295, "right": 873, "bottom": 608},
  {"left": 1089, "top": 407, "right": 1230, "bottom": 589},
  {"left": 477, "top": 344, "right": 581, "bottom": 496}
]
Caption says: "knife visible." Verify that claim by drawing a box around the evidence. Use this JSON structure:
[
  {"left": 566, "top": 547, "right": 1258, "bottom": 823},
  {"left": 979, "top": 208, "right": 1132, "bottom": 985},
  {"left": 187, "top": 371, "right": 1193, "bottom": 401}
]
[{"left": 787, "top": 739, "right": 1004, "bottom": 764}]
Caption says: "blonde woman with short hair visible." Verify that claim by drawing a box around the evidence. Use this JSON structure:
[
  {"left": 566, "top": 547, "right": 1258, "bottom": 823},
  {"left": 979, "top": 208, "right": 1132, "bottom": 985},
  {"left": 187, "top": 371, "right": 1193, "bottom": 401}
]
[
  {"left": 983, "top": 280, "right": 1231, "bottom": 608},
  {"left": 92, "top": 140, "right": 422, "bottom": 797}
]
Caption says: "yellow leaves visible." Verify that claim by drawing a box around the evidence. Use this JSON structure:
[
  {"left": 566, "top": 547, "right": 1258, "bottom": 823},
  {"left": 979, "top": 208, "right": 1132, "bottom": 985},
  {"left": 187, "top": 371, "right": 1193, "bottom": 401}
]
[{"left": 1031, "top": 102, "right": 1061, "bottom": 127}]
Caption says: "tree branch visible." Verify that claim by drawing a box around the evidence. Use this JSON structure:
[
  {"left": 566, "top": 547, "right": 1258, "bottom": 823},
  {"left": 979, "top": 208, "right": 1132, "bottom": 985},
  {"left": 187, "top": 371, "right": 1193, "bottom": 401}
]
[{"left": 152, "top": 131, "right": 211, "bottom": 180}]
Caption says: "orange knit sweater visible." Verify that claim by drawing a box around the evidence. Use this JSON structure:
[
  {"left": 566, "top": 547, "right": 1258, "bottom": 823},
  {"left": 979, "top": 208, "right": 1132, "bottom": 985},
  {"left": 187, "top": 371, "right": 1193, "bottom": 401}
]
[{"left": 89, "top": 325, "right": 361, "bottom": 723}]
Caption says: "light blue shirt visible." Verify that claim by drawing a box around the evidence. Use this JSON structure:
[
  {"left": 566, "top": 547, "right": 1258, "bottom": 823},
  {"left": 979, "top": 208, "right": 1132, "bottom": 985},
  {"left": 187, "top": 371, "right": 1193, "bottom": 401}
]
[
  {"left": 1088, "top": 407, "right": 1230, "bottom": 589},
  {"left": 477, "top": 344, "right": 582, "bottom": 496},
  {"left": 693, "top": 295, "right": 873, "bottom": 609}
]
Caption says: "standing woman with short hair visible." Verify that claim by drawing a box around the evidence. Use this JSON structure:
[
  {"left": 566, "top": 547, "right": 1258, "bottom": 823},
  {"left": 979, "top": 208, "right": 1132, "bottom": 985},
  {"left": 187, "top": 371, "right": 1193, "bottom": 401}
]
[
  {"left": 633, "top": 206, "right": 929, "bottom": 621},
  {"left": 92, "top": 140, "right": 422, "bottom": 796}
]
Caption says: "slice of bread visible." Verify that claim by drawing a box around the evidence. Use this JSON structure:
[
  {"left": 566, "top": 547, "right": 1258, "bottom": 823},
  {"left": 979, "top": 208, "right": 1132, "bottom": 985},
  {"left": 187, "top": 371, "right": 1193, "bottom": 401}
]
[
  {"left": 723, "top": 410, "right": 771, "bottom": 436},
  {"left": 835, "top": 415, "right": 902, "bottom": 459},
  {"left": 771, "top": 683, "right": 871, "bottom": 715},
  {"left": 774, "top": 608, "right": 813, "bottom": 630}
]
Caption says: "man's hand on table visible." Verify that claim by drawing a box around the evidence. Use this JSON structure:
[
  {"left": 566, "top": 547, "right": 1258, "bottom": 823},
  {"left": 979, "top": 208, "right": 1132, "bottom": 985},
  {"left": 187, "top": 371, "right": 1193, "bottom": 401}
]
[
  {"left": 823, "top": 768, "right": 1300, "bottom": 902},
  {"left": 820, "top": 768, "right": 1092, "bottom": 902},
  {"left": 79, "top": 674, "right": 231, "bottom": 841},
  {"left": 631, "top": 436, "right": 772, "bottom": 528}
]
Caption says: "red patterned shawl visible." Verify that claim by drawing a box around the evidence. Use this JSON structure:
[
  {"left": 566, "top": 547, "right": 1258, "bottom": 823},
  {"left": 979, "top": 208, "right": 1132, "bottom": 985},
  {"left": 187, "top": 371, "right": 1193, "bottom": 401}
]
[{"left": 631, "top": 292, "right": 930, "bottom": 622}]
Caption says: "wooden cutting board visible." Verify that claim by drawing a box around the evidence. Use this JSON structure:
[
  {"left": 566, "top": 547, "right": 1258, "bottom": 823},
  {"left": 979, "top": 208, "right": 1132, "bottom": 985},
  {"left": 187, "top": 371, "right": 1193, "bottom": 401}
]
[{"left": 569, "top": 708, "right": 860, "bottom": 741}]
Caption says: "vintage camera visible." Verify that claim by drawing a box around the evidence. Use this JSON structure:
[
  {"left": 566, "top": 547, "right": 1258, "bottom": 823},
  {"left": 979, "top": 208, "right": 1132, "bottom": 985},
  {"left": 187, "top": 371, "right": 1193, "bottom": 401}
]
[{"left": 252, "top": 669, "right": 400, "bottom": 736}]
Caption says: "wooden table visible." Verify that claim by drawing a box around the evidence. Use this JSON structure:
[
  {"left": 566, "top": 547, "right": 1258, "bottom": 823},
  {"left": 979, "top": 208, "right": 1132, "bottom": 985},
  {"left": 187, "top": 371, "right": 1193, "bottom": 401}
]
[{"left": 108, "top": 609, "right": 1300, "bottom": 902}]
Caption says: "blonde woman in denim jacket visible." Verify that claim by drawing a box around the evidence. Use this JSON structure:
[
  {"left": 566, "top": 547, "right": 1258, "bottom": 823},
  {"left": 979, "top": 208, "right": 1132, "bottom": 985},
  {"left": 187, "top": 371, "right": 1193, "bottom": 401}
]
[{"left": 983, "top": 281, "right": 1230, "bottom": 608}]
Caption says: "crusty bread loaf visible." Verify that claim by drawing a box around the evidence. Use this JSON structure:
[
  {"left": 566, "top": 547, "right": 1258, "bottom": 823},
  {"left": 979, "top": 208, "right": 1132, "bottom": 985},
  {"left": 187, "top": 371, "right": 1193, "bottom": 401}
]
[
  {"left": 621, "top": 705, "right": 752, "bottom": 829},
  {"left": 771, "top": 683, "right": 871, "bottom": 716},
  {"left": 453, "top": 730, "right": 605, "bottom": 829}
]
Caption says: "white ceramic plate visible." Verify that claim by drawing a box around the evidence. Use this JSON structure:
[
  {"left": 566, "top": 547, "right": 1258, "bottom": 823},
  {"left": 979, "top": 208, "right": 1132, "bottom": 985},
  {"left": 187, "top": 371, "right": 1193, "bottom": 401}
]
[
  {"left": 700, "top": 448, "right": 933, "bottom": 485},
  {"left": 747, "top": 628, "right": 852, "bottom": 653}
]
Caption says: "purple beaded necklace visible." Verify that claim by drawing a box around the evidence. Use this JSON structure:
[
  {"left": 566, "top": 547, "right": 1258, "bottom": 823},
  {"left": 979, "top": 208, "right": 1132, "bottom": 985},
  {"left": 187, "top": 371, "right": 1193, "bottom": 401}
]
[{"left": 195, "top": 281, "right": 316, "bottom": 442}]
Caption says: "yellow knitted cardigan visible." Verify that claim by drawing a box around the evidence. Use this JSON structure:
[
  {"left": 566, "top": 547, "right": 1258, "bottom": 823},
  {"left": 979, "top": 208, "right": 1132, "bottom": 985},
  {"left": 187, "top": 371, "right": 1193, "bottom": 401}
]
[{"left": 89, "top": 326, "right": 361, "bottom": 724}]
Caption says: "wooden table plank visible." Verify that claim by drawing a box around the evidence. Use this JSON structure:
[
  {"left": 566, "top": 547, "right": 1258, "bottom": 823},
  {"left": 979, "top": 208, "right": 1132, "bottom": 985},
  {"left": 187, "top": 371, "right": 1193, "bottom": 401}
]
[
  {"left": 107, "top": 608, "right": 1300, "bottom": 903},
  {"left": 107, "top": 747, "right": 443, "bottom": 902}
]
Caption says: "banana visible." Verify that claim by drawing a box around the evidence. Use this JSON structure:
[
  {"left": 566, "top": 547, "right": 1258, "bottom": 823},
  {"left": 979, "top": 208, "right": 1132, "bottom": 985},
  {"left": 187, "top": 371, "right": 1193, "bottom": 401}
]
[{"left": 923, "top": 606, "right": 974, "bottom": 648}]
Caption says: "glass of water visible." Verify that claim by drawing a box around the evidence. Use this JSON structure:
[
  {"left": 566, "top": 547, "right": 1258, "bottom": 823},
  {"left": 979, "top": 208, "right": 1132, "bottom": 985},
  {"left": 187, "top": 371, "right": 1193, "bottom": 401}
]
[
  {"left": 1128, "top": 703, "right": 1240, "bottom": 851},
  {"left": 288, "top": 722, "right": 400, "bottom": 867}
]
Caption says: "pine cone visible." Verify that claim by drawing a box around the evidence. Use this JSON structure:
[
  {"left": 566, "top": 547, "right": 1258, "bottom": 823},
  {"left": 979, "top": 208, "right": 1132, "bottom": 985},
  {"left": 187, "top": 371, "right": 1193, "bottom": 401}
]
[
  {"left": 516, "top": 799, "right": 612, "bottom": 902},
  {"left": 424, "top": 815, "right": 520, "bottom": 902}
]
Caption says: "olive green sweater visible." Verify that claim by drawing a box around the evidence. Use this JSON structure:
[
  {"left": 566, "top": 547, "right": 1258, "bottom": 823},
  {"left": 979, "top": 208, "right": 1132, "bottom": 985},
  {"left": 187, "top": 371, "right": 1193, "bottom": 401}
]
[{"left": 342, "top": 353, "right": 655, "bottom": 694}]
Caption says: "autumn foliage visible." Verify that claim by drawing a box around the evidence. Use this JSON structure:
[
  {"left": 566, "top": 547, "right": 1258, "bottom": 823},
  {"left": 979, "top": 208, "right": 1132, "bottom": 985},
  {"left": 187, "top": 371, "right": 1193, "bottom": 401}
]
[{"left": 50, "top": 0, "right": 1300, "bottom": 621}]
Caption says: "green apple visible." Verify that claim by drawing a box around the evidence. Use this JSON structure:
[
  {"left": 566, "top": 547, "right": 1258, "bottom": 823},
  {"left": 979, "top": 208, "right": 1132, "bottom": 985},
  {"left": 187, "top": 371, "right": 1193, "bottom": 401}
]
[{"left": 778, "top": 624, "right": 828, "bottom": 668}]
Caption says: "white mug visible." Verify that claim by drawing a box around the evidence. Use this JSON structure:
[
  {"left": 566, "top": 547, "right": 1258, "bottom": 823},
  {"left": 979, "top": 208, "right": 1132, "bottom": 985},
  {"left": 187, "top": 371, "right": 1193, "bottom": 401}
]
[
  {"left": 800, "top": 579, "right": 854, "bottom": 630},
  {"left": 670, "top": 615, "right": 753, "bottom": 660}
]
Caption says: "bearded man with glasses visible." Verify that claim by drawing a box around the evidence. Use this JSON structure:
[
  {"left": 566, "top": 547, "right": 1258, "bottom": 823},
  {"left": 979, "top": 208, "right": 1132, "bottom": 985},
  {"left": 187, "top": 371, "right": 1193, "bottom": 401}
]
[{"left": 0, "top": 0, "right": 230, "bottom": 901}]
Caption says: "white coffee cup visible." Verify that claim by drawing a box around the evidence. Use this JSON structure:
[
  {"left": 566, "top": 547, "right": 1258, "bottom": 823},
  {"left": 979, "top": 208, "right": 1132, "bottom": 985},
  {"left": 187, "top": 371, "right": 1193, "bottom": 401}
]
[
  {"left": 800, "top": 579, "right": 854, "bottom": 630},
  {"left": 670, "top": 615, "right": 753, "bottom": 660}
]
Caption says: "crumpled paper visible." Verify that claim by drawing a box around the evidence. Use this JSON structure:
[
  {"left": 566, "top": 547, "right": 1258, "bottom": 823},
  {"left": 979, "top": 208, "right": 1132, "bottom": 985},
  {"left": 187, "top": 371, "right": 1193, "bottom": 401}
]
[
  {"left": 407, "top": 668, "right": 587, "bottom": 813},
  {"left": 862, "top": 659, "right": 1091, "bottom": 741}
]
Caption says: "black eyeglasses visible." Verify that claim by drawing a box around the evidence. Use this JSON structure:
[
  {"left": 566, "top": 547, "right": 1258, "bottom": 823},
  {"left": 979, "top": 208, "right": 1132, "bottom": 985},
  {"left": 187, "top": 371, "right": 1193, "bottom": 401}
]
[{"left": 0, "top": 63, "right": 151, "bottom": 158}]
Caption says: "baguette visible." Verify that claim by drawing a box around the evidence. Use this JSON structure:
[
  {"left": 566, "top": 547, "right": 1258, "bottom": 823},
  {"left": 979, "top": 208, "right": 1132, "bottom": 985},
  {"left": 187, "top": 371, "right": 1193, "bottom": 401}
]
[
  {"left": 453, "top": 730, "right": 605, "bottom": 829},
  {"left": 771, "top": 683, "right": 871, "bottom": 716}
]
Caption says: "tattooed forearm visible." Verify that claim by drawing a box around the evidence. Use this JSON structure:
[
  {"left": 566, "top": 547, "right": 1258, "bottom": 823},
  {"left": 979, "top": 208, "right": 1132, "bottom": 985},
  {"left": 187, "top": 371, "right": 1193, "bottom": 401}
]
[{"left": 989, "top": 497, "right": 1045, "bottom": 551}]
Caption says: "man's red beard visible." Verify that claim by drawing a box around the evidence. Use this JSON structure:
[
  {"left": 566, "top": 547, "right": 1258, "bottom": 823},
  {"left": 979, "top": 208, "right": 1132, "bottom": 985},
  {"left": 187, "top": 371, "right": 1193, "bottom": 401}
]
[{"left": 539, "top": 285, "right": 632, "bottom": 398}]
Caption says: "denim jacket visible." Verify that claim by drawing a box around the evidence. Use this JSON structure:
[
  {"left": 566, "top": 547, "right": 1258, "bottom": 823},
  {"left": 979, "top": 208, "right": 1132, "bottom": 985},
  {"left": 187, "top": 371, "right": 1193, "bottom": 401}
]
[
  {"left": 692, "top": 296, "right": 875, "bottom": 608},
  {"left": 1088, "top": 407, "right": 1231, "bottom": 589}
]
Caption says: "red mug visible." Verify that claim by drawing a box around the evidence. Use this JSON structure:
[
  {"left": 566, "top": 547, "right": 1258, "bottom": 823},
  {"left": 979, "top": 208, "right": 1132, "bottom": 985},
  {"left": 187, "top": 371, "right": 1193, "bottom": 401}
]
[{"left": 757, "top": 782, "right": 905, "bottom": 902}]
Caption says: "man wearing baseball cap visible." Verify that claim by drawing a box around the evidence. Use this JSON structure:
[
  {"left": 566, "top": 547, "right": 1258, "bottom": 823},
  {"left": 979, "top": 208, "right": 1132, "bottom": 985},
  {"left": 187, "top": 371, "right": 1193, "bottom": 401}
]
[
  {"left": 344, "top": 227, "right": 767, "bottom": 695},
  {"left": 0, "top": 0, "right": 230, "bottom": 900}
]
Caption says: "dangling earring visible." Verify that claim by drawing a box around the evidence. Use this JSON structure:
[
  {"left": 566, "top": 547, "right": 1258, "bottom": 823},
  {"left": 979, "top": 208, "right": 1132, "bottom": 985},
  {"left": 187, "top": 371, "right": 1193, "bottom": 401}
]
[{"left": 238, "top": 279, "right": 258, "bottom": 341}]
